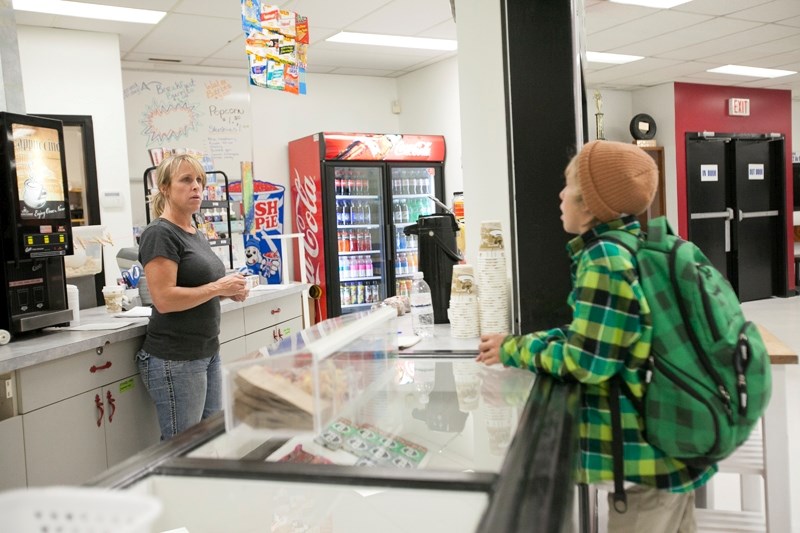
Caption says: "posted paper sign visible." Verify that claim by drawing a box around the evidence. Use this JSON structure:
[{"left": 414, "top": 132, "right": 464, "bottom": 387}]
[
  {"left": 700, "top": 164, "right": 719, "bottom": 182},
  {"left": 748, "top": 163, "right": 765, "bottom": 181}
]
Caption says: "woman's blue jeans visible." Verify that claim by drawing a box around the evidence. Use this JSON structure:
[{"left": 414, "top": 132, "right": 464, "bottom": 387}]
[{"left": 136, "top": 349, "right": 221, "bottom": 440}]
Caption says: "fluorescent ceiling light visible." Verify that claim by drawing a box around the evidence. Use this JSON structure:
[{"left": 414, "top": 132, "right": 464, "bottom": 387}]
[
  {"left": 707, "top": 64, "right": 797, "bottom": 78},
  {"left": 13, "top": 0, "right": 165, "bottom": 24},
  {"left": 586, "top": 51, "right": 644, "bottom": 64},
  {"left": 610, "top": 0, "right": 693, "bottom": 8},
  {"left": 327, "top": 31, "right": 457, "bottom": 51}
]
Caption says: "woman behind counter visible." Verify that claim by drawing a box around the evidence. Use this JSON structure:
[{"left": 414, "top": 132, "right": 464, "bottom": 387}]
[{"left": 137, "top": 154, "right": 249, "bottom": 440}]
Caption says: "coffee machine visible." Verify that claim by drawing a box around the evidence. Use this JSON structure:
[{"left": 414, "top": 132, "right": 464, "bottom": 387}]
[{"left": 0, "top": 112, "right": 74, "bottom": 342}]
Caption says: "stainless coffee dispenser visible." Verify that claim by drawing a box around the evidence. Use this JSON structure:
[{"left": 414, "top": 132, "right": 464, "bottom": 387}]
[{"left": 0, "top": 112, "right": 74, "bottom": 342}]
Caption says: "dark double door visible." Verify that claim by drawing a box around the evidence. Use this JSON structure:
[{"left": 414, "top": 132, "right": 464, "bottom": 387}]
[{"left": 686, "top": 133, "right": 787, "bottom": 302}]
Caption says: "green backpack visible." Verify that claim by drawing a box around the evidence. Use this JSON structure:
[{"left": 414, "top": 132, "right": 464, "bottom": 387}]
[{"left": 602, "top": 216, "right": 771, "bottom": 508}]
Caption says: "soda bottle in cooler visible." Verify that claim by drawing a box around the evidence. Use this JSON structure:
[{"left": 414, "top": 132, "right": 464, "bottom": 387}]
[
  {"left": 364, "top": 229, "right": 372, "bottom": 251},
  {"left": 349, "top": 283, "right": 358, "bottom": 306},
  {"left": 366, "top": 257, "right": 374, "bottom": 277},
  {"left": 341, "top": 200, "right": 350, "bottom": 225},
  {"left": 402, "top": 171, "right": 412, "bottom": 195},
  {"left": 357, "top": 282, "right": 365, "bottom": 305},
  {"left": 345, "top": 169, "right": 354, "bottom": 196},
  {"left": 392, "top": 200, "right": 401, "bottom": 223},
  {"left": 337, "top": 230, "right": 344, "bottom": 252},
  {"left": 356, "top": 229, "right": 364, "bottom": 252},
  {"left": 400, "top": 200, "right": 410, "bottom": 223},
  {"left": 363, "top": 201, "right": 372, "bottom": 224},
  {"left": 348, "top": 229, "right": 357, "bottom": 251},
  {"left": 362, "top": 172, "right": 370, "bottom": 195}
]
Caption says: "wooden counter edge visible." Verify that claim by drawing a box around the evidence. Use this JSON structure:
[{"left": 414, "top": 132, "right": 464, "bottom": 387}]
[{"left": 757, "top": 324, "right": 799, "bottom": 365}]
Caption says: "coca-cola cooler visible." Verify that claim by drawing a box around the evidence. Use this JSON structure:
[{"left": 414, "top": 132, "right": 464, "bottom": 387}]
[{"left": 289, "top": 132, "right": 445, "bottom": 320}]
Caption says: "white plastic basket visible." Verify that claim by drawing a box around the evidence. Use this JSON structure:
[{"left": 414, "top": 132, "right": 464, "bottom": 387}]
[{"left": 0, "top": 486, "right": 162, "bottom": 533}]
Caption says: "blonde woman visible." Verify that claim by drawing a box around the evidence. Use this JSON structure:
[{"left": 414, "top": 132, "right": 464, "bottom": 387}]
[{"left": 136, "top": 154, "right": 248, "bottom": 440}]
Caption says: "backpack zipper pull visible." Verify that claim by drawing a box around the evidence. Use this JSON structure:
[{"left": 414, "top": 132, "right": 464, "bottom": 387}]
[
  {"left": 738, "top": 374, "right": 748, "bottom": 415},
  {"left": 645, "top": 355, "right": 654, "bottom": 384}
]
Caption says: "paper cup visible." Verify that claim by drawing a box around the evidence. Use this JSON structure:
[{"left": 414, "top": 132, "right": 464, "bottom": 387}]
[
  {"left": 102, "top": 285, "right": 125, "bottom": 313},
  {"left": 479, "top": 221, "right": 505, "bottom": 251}
]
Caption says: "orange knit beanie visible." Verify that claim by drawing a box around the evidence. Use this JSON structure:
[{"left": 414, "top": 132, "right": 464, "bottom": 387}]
[{"left": 577, "top": 140, "right": 658, "bottom": 222}]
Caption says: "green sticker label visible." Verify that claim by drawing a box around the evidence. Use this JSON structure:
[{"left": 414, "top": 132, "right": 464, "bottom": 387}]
[{"left": 118, "top": 378, "right": 135, "bottom": 393}]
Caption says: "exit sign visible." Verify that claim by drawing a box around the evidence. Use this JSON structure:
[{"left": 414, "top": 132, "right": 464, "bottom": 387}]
[{"left": 729, "top": 98, "right": 750, "bottom": 116}]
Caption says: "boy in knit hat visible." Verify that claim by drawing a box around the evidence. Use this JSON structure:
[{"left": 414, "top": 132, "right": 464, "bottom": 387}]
[{"left": 477, "top": 140, "right": 714, "bottom": 532}]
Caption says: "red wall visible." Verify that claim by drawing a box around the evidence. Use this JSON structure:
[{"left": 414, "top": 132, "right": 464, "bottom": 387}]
[{"left": 673, "top": 82, "right": 793, "bottom": 289}]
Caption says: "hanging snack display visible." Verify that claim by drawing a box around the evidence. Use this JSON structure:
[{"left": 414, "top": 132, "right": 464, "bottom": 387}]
[{"left": 242, "top": 1, "right": 308, "bottom": 95}]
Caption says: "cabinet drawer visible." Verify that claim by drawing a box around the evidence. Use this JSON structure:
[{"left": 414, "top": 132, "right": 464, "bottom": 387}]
[
  {"left": 243, "top": 293, "right": 301, "bottom": 334},
  {"left": 219, "top": 336, "right": 247, "bottom": 365},
  {"left": 244, "top": 316, "right": 304, "bottom": 356},
  {"left": 17, "top": 336, "right": 143, "bottom": 414},
  {"left": 220, "top": 307, "right": 245, "bottom": 343}
]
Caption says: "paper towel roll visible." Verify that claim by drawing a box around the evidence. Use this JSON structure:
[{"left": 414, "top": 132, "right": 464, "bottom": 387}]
[{"left": 66, "top": 284, "right": 80, "bottom": 326}]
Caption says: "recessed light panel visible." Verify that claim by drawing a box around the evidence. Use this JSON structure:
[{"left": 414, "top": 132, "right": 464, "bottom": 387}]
[
  {"left": 609, "top": 0, "right": 693, "bottom": 8},
  {"left": 707, "top": 64, "right": 797, "bottom": 79},
  {"left": 586, "top": 51, "right": 644, "bottom": 64},
  {"left": 13, "top": 0, "right": 165, "bottom": 24},
  {"left": 327, "top": 32, "right": 457, "bottom": 51}
]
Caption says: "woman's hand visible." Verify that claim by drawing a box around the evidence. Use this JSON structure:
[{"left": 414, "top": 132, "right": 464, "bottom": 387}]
[
  {"left": 215, "top": 273, "right": 248, "bottom": 298},
  {"left": 476, "top": 333, "right": 506, "bottom": 366}
]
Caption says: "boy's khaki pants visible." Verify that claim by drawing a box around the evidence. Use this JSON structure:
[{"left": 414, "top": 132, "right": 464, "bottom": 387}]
[{"left": 607, "top": 484, "right": 696, "bottom": 533}]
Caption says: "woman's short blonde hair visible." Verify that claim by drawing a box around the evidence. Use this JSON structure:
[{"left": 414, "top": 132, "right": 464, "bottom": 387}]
[{"left": 148, "top": 154, "right": 207, "bottom": 219}]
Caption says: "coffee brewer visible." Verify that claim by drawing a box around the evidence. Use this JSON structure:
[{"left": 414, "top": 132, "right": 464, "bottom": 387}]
[{"left": 0, "top": 112, "right": 74, "bottom": 343}]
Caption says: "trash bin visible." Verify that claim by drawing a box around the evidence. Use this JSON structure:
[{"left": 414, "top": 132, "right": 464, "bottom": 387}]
[{"left": 404, "top": 214, "right": 461, "bottom": 323}]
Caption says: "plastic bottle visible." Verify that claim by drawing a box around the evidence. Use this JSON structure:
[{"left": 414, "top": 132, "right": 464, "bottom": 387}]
[{"left": 410, "top": 271, "right": 435, "bottom": 337}]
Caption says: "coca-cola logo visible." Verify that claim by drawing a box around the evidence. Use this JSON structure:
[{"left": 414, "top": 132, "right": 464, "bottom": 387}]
[
  {"left": 393, "top": 140, "right": 433, "bottom": 157},
  {"left": 292, "top": 168, "right": 322, "bottom": 284}
]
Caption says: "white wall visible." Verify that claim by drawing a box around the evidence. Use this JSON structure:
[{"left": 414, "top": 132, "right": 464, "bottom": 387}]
[
  {"left": 586, "top": 84, "right": 680, "bottom": 225},
  {"left": 396, "top": 56, "right": 463, "bottom": 199},
  {"left": 16, "top": 26, "right": 133, "bottom": 287},
  {"left": 586, "top": 88, "right": 633, "bottom": 143},
  {"left": 633, "top": 84, "right": 678, "bottom": 225},
  {"left": 248, "top": 72, "right": 399, "bottom": 200}
]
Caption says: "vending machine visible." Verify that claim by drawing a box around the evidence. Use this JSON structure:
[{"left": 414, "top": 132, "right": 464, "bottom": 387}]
[
  {"left": 289, "top": 132, "right": 446, "bottom": 320},
  {"left": 0, "top": 112, "right": 74, "bottom": 342}
]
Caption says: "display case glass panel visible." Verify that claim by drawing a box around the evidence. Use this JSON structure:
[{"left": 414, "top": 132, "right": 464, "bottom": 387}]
[
  {"left": 127, "top": 473, "right": 488, "bottom": 533},
  {"left": 222, "top": 307, "right": 398, "bottom": 438}
]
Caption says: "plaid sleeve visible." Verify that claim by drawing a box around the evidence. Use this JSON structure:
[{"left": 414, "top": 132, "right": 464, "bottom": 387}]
[{"left": 500, "top": 254, "right": 644, "bottom": 384}]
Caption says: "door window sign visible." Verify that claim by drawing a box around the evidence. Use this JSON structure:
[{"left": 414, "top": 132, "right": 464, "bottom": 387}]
[
  {"left": 700, "top": 164, "right": 719, "bottom": 182},
  {"left": 748, "top": 163, "right": 765, "bottom": 181}
]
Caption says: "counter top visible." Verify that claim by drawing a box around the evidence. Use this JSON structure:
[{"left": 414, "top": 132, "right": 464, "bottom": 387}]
[{"left": 0, "top": 283, "right": 307, "bottom": 374}]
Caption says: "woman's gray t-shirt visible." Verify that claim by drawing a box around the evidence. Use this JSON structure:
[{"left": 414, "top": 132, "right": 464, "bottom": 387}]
[{"left": 138, "top": 218, "right": 226, "bottom": 361}]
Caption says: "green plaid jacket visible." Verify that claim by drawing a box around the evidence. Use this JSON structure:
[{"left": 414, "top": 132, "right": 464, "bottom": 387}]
[{"left": 500, "top": 217, "right": 716, "bottom": 492}]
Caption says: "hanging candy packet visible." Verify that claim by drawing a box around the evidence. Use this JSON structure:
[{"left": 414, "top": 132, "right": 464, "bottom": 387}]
[{"left": 241, "top": 0, "right": 261, "bottom": 33}]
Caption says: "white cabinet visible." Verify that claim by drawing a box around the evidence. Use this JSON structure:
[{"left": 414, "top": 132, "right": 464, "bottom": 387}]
[
  {"left": 220, "top": 293, "right": 304, "bottom": 364},
  {"left": 17, "top": 337, "right": 161, "bottom": 486},
  {"left": 0, "top": 416, "right": 26, "bottom": 490}
]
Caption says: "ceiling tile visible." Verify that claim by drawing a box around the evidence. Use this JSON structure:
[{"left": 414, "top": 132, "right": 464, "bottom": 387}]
[
  {"left": 130, "top": 13, "right": 242, "bottom": 57},
  {"left": 727, "top": 0, "right": 800, "bottom": 23},
  {"left": 588, "top": 10, "right": 712, "bottom": 51},
  {"left": 346, "top": 0, "right": 454, "bottom": 36},
  {"left": 655, "top": 23, "right": 799, "bottom": 60},
  {"left": 672, "top": 0, "right": 775, "bottom": 17}
]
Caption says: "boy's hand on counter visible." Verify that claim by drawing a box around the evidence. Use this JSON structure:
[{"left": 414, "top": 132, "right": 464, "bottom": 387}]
[{"left": 476, "top": 333, "right": 505, "bottom": 366}]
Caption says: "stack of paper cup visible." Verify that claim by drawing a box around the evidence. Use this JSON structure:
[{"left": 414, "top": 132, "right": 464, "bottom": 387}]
[
  {"left": 477, "top": 221, "right": 510, "bottom": 334},
  {"left": 448, "top": 264, "right": 480, "bottom": 338},
  {"left": 66, "top": 284, "right": 80, "bottom": 326}
]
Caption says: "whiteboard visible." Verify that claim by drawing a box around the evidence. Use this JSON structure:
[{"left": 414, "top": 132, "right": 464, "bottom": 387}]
[{"left": 122, "top": 71, "right": 253, "bottom": 184}]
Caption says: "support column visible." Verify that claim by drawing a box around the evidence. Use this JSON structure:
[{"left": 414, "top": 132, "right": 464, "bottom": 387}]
[{"left": 502, "top": 0, "right": 585, "bottom": 332}]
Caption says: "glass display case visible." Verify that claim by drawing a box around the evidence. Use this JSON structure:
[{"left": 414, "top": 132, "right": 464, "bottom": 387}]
[{"left": 90, "top": 307, "right": 579, "bottom": 532}]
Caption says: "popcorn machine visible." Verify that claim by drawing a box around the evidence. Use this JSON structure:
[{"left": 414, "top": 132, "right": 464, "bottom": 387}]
[{"left": 0, "top": 112, "right": 73, "bottom": 343}]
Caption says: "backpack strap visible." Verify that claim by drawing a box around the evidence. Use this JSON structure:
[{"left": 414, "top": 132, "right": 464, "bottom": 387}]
[
  {"left": 609, "top": 376, "right": 628, "bottom": 513},
  {"left": 593, "top": 229, "right": 648, "bottom": 515}
]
